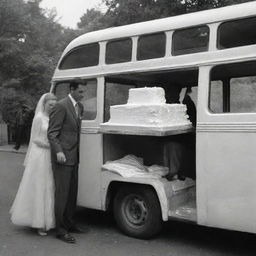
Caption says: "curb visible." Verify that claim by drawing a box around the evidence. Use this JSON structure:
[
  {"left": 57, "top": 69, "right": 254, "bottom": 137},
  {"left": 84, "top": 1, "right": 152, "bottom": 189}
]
[{"left": 0, "top": 147, "right": 27, "bottom": 155}]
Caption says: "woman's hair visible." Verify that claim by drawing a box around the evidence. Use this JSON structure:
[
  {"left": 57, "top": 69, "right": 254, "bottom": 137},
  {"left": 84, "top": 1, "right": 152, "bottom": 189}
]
[{"left": 43, "top": 93, "right": 57, "bottom": 105}]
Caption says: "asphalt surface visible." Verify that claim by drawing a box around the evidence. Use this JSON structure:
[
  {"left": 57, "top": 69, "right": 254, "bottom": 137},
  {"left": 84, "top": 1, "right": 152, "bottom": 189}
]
[{"left": 0, "top": 151, "right": 255, "bottom": 256}]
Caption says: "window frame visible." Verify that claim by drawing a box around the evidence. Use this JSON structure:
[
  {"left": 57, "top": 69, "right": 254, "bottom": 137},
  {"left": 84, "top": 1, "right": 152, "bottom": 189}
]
[
  {"left": 136, "top": 32, "right": 167, "bottom": 61},
  {"left": 105, "top": 37, "right": 133, "bottom": 65},
  {"left": 58, "top": 43, "right": 100, "bottom": 70},
  {"left": 208, "top": 61, "right": 256, "bottom": 114},
  {"left": 217, "top": 16, "right": 256, "bottom": 50},
  {"left": 53, "top": 79, "right": 98, "bottom": 121},
  {"left": 172, "top": 25, "right": 210, "bottom": 56}
]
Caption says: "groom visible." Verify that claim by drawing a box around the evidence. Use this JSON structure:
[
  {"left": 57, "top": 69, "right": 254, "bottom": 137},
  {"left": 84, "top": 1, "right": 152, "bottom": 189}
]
[{"left": 48, "top": 80, "right": 86, "bottom": 243}]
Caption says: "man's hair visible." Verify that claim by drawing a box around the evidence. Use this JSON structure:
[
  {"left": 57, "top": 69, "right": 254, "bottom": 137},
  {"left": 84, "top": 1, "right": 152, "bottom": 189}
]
[
  {"left": 186, "top": 86, "right": 192, "bottom": 94},
  {"left": 70, "top": 79, "right": 87, "bottom": 90}
]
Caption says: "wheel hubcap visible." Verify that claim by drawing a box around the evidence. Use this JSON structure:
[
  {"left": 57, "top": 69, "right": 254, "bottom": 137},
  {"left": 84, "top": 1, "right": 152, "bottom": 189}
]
[{"left": 124, "top": 196, "right": 148, "bottom": 226}]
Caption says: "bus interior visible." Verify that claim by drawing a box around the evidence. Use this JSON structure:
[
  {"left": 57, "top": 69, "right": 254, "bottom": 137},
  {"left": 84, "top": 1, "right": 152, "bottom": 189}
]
[{"left": 103, "top": 68, "right": 199, "bottom": 221}]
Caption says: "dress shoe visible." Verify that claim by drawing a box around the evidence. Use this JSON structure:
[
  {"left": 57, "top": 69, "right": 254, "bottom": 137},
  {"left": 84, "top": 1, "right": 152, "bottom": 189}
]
[
  {"left": 56, "top": 233, "right": 76, "bottom": 243},
  {"left": 69, "top": 226, "right": 88, "bottom": 234}
]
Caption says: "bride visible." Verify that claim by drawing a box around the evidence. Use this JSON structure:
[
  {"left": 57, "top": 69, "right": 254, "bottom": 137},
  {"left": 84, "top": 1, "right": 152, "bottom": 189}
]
[{"left": 10, "top": 93, "right": 57, "bottom": 236}]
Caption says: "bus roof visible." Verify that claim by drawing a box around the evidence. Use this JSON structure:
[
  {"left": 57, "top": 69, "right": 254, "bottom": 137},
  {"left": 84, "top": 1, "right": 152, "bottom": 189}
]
[{"left": 64, "top": 2, "right": 256, "bottom": 54}]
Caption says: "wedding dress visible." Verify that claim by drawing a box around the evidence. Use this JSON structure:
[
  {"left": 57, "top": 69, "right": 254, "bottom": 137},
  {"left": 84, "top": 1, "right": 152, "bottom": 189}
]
[{"left": 10, "top": 95, "right": 55, "bottom": 230}]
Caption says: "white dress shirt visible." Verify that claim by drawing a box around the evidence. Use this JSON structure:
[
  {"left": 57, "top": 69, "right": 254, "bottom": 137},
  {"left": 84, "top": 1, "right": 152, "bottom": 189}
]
[{"left": 68, "top": 94, "right": 79, "bottom": 116}]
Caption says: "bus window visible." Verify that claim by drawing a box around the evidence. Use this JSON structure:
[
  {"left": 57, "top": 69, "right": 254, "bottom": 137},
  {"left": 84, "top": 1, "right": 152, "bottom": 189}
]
[
  {"left": 59, "top": 43, "right": 99, "bottom": 70},
  {"left": 106, "top": 38, "right": 132, "bottom": 64},
  {"left": 218, "top": 17, "right": 256, "bottom": 49},
  {"left": 209, "top": 81, "right": 223, "bottom": 113},
  {"left": 137, "top": 32, "right": 166, "bottom": 60},
  {"left": 172, "top": 26, "right": 209, "bottom": 56},
  {"left": 209, "top": 61, "right": 256, "bottom": 113},
  {"left": 230, "top": 77, "right": 256, "bottom": 113},
  {"left": 54, "top": 79, "right": 97, "bottom": 120},
  {"left": 54, "top": 82, "right": 70, "bottom": 100},
  {"left": 81, "top": 80, "right": 97, "bottom": 120},
  {"left": 179, "top": 86, "right": 198, "bottom": 106}
]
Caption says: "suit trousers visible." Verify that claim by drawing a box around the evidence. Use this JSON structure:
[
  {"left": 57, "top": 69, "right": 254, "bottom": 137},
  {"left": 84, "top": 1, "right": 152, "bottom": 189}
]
[
  {"left": 52, "top": 162, "right": 78, "bottom": 235},
  {"left": 164, "top": 133, "right": 196, "bottom": 180}
]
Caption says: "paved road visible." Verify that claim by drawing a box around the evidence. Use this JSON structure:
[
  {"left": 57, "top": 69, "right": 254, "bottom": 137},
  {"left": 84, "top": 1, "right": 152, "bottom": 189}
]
[{"left": 0, "top": 152, "right": 255, "bottom": 256}]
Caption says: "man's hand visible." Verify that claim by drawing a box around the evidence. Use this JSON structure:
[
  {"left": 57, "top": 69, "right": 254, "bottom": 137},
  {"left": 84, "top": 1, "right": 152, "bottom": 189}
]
[{"left": 57, "top": 152, "right": 66, "bottom": 164}]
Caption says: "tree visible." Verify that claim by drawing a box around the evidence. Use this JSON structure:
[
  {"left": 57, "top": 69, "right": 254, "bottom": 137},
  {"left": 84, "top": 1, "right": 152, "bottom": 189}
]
[
  {"left": 0, "top": 0, "right": 29, "bottom": 38},
  {"left": 77, "top": 8, "right": 107, "bottom": 32},
  {"left": 0, "top": 0, "right": 78, "bottom": 127},
  {"left": 100, "top": 0, "right": 255, "bottom": 27}
]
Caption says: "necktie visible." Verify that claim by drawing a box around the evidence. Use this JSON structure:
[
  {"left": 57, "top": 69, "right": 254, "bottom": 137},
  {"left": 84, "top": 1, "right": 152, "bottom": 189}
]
[{"left": 74, "top": 103, "right": 79, "bottom": 117}]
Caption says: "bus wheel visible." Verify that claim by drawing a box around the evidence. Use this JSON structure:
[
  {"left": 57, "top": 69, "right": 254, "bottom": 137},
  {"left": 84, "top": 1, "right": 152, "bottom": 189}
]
[{"left": 113, "top": 185, "right": 163, "bottom": 239}]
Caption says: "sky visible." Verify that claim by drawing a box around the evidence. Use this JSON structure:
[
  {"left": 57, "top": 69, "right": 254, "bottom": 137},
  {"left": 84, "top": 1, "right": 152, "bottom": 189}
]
[{"left": 40, "top": 0, "right": 105, "bottom": 29}]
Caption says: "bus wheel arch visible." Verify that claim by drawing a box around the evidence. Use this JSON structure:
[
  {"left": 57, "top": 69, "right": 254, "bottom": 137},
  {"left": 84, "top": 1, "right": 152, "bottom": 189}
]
[{"left": 109, "top": 182, "right": 163, "bottom": 239}]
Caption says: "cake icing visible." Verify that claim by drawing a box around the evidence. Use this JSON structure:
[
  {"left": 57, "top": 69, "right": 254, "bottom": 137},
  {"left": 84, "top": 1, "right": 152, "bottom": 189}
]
[
  {"left": 106, "top": 87, "right": 191, "bottom": 127},
  {"left": 127, "top": 87, "right": 166, "bottom": 105}
]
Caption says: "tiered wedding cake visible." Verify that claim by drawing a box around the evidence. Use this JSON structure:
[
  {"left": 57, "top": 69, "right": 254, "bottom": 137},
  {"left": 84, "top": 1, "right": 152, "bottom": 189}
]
[{"left": 101, "top": 87, "right": 192, "bottom": 135}]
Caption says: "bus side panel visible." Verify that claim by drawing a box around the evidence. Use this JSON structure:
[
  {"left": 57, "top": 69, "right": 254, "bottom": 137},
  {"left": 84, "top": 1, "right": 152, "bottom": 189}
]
[
  {"left": 197, "top": 131, "right": 256, "bottom": 233},
  {"left": 77, "top": 133, "right": 103, "bottom": 210}
]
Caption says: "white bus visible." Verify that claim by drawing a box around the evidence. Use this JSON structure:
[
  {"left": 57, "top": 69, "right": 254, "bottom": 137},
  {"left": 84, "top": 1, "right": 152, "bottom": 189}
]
[{"left": 51, "top": 1, "right": 256, "bottom": 238}]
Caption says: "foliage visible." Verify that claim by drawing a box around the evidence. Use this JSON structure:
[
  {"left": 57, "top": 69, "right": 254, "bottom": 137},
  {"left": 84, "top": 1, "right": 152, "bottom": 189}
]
[
  {"left": 0, "top": 0, "right": 78, "bottom": 126},
  {"left": 0, "top": 0, "right": 255, "bottom": 127},
  {"left": 0, "top": 80, "right": 30, "bottom": 126},
  {"left": 77, "top": 8, "right": 107, "bottom": 32},
  {"left": 95, "top": 0, "right": 255, "bottom": 27}
]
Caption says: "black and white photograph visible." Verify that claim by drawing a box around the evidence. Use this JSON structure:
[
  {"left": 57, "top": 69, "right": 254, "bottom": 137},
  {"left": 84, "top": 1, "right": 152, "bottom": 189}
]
[{"left": 1, "top": 0, "right": 256, "bottom": 255}]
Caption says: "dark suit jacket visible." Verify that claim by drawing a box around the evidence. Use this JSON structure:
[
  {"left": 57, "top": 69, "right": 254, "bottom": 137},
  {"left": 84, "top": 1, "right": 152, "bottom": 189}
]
[{"left": 47, "top": 97, "right": 84, "bottom": 166}]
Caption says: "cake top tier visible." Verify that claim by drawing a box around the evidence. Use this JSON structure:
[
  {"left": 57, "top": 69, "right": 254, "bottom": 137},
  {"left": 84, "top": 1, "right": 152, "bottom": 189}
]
[{"left": 127, "top": 87, "right": 166, "bottom": 105}]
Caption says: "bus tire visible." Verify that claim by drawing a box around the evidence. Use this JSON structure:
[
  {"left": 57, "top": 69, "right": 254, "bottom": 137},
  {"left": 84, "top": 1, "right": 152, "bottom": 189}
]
[{"left": 113, "top": 185, "right": 163, "bottom": 239}]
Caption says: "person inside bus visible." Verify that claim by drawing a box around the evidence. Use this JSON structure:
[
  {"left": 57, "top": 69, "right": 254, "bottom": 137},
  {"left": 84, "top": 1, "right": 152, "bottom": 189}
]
[
  {"left": 163, "top": 85, "right": 183, "bottom": 179},
  {"left": 179, "top": 86, "right": 196, "bottom": 180},
  {"left": 182, "top": 86, "right": 196, "bottom": 127},
  {"left": 163, "top": 85, "right": 196, "bottom": 181}
]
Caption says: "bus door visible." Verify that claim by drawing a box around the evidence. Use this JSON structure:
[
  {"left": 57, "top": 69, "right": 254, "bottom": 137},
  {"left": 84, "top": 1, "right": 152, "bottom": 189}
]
[{"left": 197, "top": 62, "right": 256, "bottom": 233}]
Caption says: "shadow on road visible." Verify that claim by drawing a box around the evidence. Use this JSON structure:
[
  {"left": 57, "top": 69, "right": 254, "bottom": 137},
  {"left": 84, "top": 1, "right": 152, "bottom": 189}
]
[
  {"left": 75, "top": 207, "right": 256, "bottom": 255},
  {"left": 162, "top": 220, "right": 255, "bottom": 255}
]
